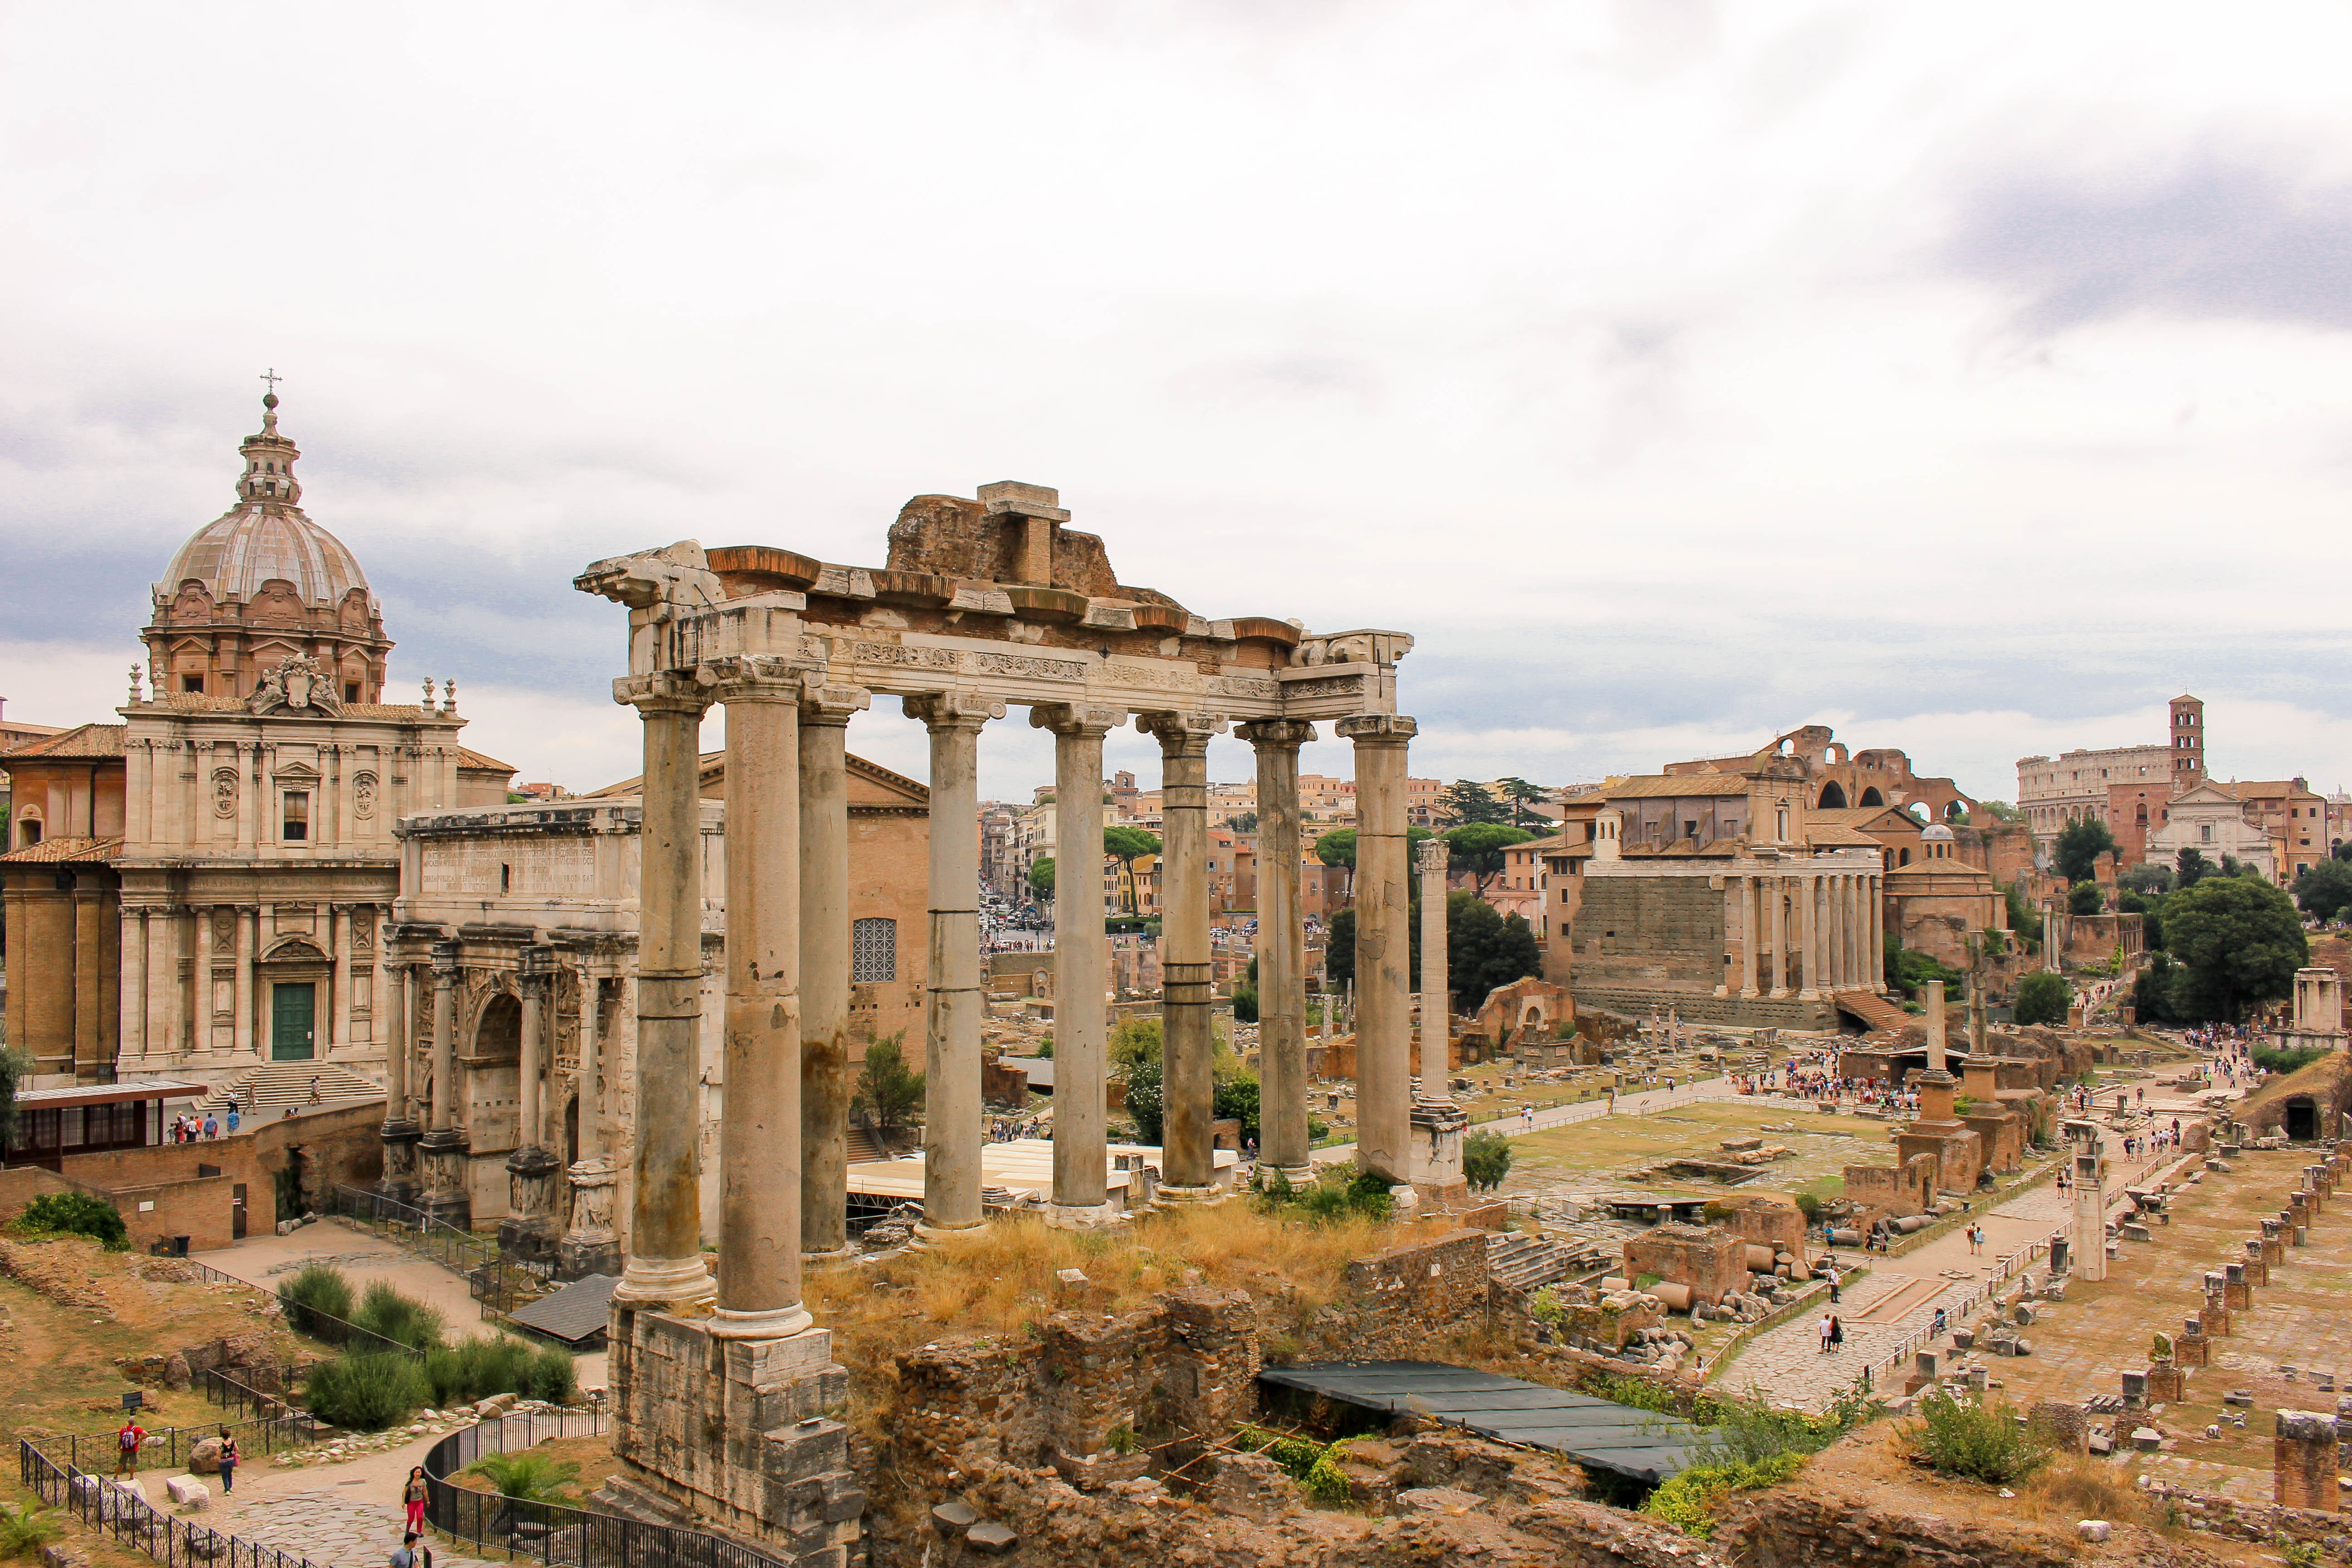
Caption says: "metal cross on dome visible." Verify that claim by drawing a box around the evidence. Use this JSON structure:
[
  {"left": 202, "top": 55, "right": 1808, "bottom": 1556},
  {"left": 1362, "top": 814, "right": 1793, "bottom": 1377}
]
[{"left": 259, "top": 368, "right": 282, "bottom": 395}]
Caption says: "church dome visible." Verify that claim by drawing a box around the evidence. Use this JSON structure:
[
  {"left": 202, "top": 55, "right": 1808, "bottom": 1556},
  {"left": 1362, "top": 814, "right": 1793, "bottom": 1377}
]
[
  {"left": 1921, "top": 823, "right": 1956, "bottom": 842},
  {"left": 155, "top": 392, "right": 373, "bottom": 612}
]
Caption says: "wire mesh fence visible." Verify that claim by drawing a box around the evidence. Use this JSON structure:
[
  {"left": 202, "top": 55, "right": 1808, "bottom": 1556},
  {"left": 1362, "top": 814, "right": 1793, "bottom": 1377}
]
[
  {"left": 324, "top": 1184, "right": 553, "bottom": 1317},
  {"left": 423, "top": 1409, "right": 790, "bottom": 1568},
  {"left": 24, "top": 1410, "right": 326, "bottom": 1499}
]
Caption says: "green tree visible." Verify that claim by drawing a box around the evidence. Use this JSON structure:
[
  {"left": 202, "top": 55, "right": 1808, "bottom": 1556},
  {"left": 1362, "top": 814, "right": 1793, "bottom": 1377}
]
[
  {"left": 1494, "top": 777, "right": 1548, "bottom": 830},
  {"left": 2298, "top": 859, "right": 2352, "bottom": 922},
  {"left": 1448, "top": 892, "right": 1542, "bottom": 1009},
  {"left": 0, "top": 1045, "right": 27, "bottom": 1157},
  {"left": 850, "top": 1033, "right": 926, "bottom": 1139},
  {"left": 1214, "top": 1074, "right": 1260, "bottom": 1142},
  {"left": 1883, "top": 936, "right": 1961, "bottom": 1000},
  {"left": 1027, "top": 857, "right": 1055, "bottom": 899},
  {"left": 2131, "top": 950, "right": 2179, "bottom": 1026},
  {"left": 1102, "top": 826, "right": 1161, "bottom": 916},
  {"left": 2175, "top": 847, "right": 2210, "bottom": 887},
  {"left": 1441, "top": 779, "right": 1509, "bottom": 827},
  {"left": 1324, "top": 907, "right": 1355, "bottom": 991},
  {"left": 2014, "top": 970, "right": 2071, "bottom": 1027},
  {"left": 2068, "top": 881, "right": 2104, "bottom": 916},
  {"left": 2001, "top": 882, "right": 2044, "bottom": 946},
  {"left": 2120, "top": 862, "right": 2174, "bottom": 895},
  {"left": 2337, "top": 840, "right": 2352, "bottom": 864},
  {"left": 1123, "top": 1057, "right": 1165, "bottom": 1143},
  {"left": 2053, "top": 818, "right": 2117, "bottom": 883},
  {"left": 1229, "top": 811, "right": 1258, "bottom": 834},
  {"left": 1444, "top": 823, "right": 1535, "bottom": 895},
  {"left": 1463, "top": 1128, "right": 1513, "bottom": 1192},
  {"left": 1313, "top": 828, "right": 1356, "bottom": 875},
  {"left": 2165, "top": 873, "right": 2308, "bottom": 1023},
  {"left": 1975, "top": 799, "right": 2021, "bottom": 824}
]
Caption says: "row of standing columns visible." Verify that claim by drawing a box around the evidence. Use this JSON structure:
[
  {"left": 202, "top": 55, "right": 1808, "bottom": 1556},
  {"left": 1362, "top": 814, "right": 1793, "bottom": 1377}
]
[
  {"left": 608, "top": 665, "right": 1421, "bottom": 1329},
  {"left": 1724, "top": 867, "right": 1883, "bottom": 998}
]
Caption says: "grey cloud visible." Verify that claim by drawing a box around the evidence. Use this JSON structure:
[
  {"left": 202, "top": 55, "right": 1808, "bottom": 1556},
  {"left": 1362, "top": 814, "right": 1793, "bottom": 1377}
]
[{"left": 1945, "top": 151, "right": 2352, "bottom": 334}]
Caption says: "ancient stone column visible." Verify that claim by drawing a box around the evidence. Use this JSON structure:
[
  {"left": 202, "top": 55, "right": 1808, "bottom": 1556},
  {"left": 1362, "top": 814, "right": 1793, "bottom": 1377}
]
[
  {"left": 1828, "top": 877, "right": 1847, "bottom": 991},
  {"left": 1799, "top": 873, "right": 1823, "bottom": 999},
  {"left": 907, "top": 692, "right": 1001, "bottom": 1238},
  {"left": 519, "top": 964, "right": 546, "bottom": 1152},
  {"left": 559, "top": 962, "right": 618, "bottom": 1281},
  {"left": 1417, "top": 836, "right": 1450, "bottom": 1073},
  {"left": 1339, "top": 715, "right": 1417, "bottom": 1186},
  {"left": 502, "top": 948, "right": 563, "bottom": 1261},
  {"left": 711, "top": 659, "right": 810, "bottom": 1339},
  {"left": 1038, "top": 704, "right": 1122, "bottom": 1226},
  {"left": 1740, "top": 875, "right": 1761, "bottom": 997},
  {"left": 417, "top": 942, "right": 470, "bottom": 1227},
  {"left": 614, "top": 677, "right": 717, "bottom": 1313},
  {"left": 1768, "top": 875, "right": 1789, "bottom": 998},
  {"left": 377, "top": 959, "right": 421, "bottom": 1203},
  {"left": 1868, "top": 874, "right": 1885, "bottom": 991},
  {"left": 1144, "top": 711, "right": 1223, "bottom": 1201},
  {"left": 1240, "top": 720, "right": 1315, "bottom": 1184},
  {"left": 799, "top": 685, "right": 867, "bottom": 1263}
]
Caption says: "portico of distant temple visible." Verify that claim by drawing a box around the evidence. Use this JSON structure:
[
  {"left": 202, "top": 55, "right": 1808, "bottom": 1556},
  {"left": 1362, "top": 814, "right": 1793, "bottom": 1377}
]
[{"left": 572, "top": 483, "right": 1420, "bottom": 1567}]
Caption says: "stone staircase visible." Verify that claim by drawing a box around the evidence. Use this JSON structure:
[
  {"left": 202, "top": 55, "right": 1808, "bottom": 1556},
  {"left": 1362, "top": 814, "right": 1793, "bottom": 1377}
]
[
  {"left": 1833, "top": 990, "right": 1912, "bottom": 1033},
  {"left": 193, "top": 1061, "right": 385, "bottom": 1116},
  {"left": 844, "top": 1125, "right": 887, "bottom": 1165},
  {"left": 1486, "top": 1230, "right": 1584, "bottom": 1293}
]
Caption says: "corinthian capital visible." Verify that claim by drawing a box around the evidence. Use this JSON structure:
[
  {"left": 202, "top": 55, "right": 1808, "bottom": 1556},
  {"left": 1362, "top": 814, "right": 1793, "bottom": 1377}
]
[
  {"left": 1137, "top": 710, "right": 1228, "bottom": 749},
  {"left": 903, "top": 691, "right": 1005, "bottom": 731},
  {"left": 1031, "top": 702, "right": 1125, "bottom": 738},
  {"left": 1235, "top": 719, "right": 1317, "bottom": 751},
  {"left": 800, "top": 679, "right": 872, "bottom": 726},
  {"left": 612, "top": 671, "right": 713, "bottom": 716},
  {"left": 1335, "top": 713, "right": 1417, "bottom": 746},
  {"left": 694, "top": 653, "right": 808, "bottom": 703}
]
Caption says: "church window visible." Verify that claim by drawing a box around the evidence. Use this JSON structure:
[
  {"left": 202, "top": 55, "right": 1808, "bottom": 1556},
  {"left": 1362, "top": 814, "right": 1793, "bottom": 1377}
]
[
  {"left": 283, "top": 791, "right": 310, "bottom": 841},
  {"left": 183, "top": 675, "right": 204, "bottom": 693},
  {"left": 852, "top": 918, "right": 898, "bottom": 983},
  {"left": 345, "top": 683, "right": 359, "bottom": 703},
  {"left": 18, "top": 816, "right": 40, "bottom": 848}
]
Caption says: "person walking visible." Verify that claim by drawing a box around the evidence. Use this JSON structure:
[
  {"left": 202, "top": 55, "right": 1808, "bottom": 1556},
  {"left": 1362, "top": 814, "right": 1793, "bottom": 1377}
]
[
  {"left": 1828, "top": 1314, "right": 1845, "bottom": 1354},
  {"left": 1818, "top": 1312, "right": 1835, "bottom": 1355},
  {"left": 309, "top": 1075, "right": 323, "bottom": 1105},
  {"left": 216, "top": 1427, "right": 238, "bottom": 1494},
  {"left": 115, "top": 1416, "right": 146, "bottom": 1477},
  {"left": 403, "top": 1466, "right": 429, "bottom": 1534},
  {"left": 202, "top": 1112, "right": 219, "bottom": 1141}
]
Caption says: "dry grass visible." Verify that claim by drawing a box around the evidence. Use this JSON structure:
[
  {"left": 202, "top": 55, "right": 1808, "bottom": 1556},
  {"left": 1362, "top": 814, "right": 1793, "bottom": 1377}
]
[{"left": 2014, "top": 1456, "right": 2151, "bottom": 1527}]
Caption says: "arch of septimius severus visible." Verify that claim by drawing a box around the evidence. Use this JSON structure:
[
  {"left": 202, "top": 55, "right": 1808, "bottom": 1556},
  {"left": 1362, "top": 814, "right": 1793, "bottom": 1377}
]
[{"left": 573, "top": 483, "right": 1416, "bottom": 1558}]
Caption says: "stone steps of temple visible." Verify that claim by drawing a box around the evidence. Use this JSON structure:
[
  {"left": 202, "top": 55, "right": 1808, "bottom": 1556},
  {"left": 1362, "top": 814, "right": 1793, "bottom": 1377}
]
[
  {"left": 1832, "top": 990, "right": 1912, "bottom": 1033},
  {"left": 191, "top": 1062, "right": 386, "bottom": 1116},
  {"left": 1486, "top": 1230, "right": 1582, "bottom": 1293}
]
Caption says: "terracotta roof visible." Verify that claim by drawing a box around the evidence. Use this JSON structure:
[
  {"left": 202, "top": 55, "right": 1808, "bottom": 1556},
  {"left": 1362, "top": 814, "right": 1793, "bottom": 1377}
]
[
  {"left": 1805, "top": 807, "right": 1916, "bottom": 829},
  {"left": 1602, "top": 775, "right": 1752, "bottom": 799},
  {"left": 457, "top": 746, "right": 517, "bottom": 774},
  {"left": 1619, "top": 837, "right": 1744, "bottom": 858},
  {"left": 2, "top": 723, "right": 126, "bottom": 760},
  {"left": 1802, "top": 824, "right": 1884, "bottom": 847},
  {"left": 0, "top": 834, "right": 123, "bottom": 864}
]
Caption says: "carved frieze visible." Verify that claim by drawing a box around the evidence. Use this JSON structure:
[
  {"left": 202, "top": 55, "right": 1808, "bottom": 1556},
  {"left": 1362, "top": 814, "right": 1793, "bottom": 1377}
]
[
  {"left": 854, "top": 642, "right": 959, "bottom": 671},
  {"left": 973, "top": 650, "right": 1085, "bottom": 682}
]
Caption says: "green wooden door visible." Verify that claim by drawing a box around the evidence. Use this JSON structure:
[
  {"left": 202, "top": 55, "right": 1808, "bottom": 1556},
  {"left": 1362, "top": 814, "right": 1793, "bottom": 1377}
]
[{"left": 271, "top": 983, "right": 316, "bottom": 1061}]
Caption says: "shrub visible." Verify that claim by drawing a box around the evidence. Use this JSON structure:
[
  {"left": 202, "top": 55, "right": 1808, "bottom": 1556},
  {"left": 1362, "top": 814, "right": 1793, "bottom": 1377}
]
[
  {"left": 426, "top": 1336, "right": 538, "bottom": 1408},
  {"left": 1290, "top": 1169, "right": 1395, "bottom": 1224},
  {"left": 1907, "top": 1389, "right": 2048, "bottom": 1484},
  {"left": 353, "top": 1280, "right": 446, "bottom": 1354},
  {"left": 1463, "top": 1128, "right": 1513, "bottom": 1192},
  {"left": 1230, "top": 986, "right": 1259, "bottom": 1024},
  {"left": 522, "top": 1343, "right": 579, "bottom": 1405},
  {"left": 279, "top": 1263, "right": 356, "bottom": 1340},
  {"left": 2254, "top": 1046, "right": 2328, "bottom": 1076},
  {"left": 1792, "top": 1192, "right": 1823, "bottom": 1225},
  {"left": 1642, "top": 1452, "right": 1802, "bottom": 1537},
  {"left": 1301, "top": 1441, "right": 1354, "bottom": 1506},
  {"left": 0, "top": 1500, "right": 64, "bottom": 1561},
  {"left": 2014, "top": 971, "right": 2070, "bottom": 1028},
  {"left": 465, "top": 1450, "right": 580, "bottom": 1503},
  {"left": 10, "top": 1191, "right": 128, "bottom": 1250},
  {"left": 305, "top": 1352, "right": 430, "bottom": 1431}
]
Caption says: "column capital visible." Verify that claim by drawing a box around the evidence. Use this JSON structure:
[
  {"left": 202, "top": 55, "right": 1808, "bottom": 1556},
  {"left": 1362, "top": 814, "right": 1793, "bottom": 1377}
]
[
  {"left": 612, "top": 671, "right": 713, "bottom": 716},
  {"left": 1336, "top": 713, "right": 1416, "bottom": 745},
  {"left": 1030, "top": 702, "right": 1124, "bottom": 738},
  {"left": 694, "top": 653, "right": 813, "bottom": 703},
  {"left": 799, "top": 681, "right": 872, "bottom": 726},
  {"left": 1235, "top": 718, "right": 1317, "bottom": 750},
  {"left": 1137, "top": 710, "right": 1227, "bottom": 749},
  {"left": 903, "top": 691, "right": 1004, "bottom": 730},
  {"left": 1416, "top": 836, "right": 1450, "bottom": 872}
]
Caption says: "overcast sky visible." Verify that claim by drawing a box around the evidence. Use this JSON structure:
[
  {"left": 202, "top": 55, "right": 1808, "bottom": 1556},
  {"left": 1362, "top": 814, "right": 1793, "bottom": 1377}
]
[{"left": 7, "top": 3, "right": 2352, "bottom": 806}]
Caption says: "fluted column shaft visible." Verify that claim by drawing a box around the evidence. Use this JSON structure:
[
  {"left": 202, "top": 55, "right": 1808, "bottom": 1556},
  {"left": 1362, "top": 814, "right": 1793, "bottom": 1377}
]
[
  {"left": 1768, "top": 875, "right": 1789, "bottom": 997},
  {"left": 518, "top": 971, "right": 546, "bottom": 1148},
  {"left": 799, "top": 687, "right": 866, "bottom": 1260},
  {"left": 616, "top": 683, "right": 716, "bottom": 1311},
  {"left": 1339, "top": 714, "right": 1417, "bottom": 1186},
  {"left": 909, "top": 693, "right": 1000, "bottom": 1237},
  {"left": 1241, "top": 720, "right": 1315, "bottom": 1181},
  {"left": 1039, "top": 705, "right": 1121, "bottom": 1223},
  {"left": 1145, "top": 713, "right": 1221, "bottom": 1197},
  {"left": 711, "top": 662, "right": 810, "bottom": 1337},
  {"left": 1417, "top": 837, "right": 1450, "bottom": 1068},
  {"left": 429, "top": 957, "right": 456, "bottom": 1133}
]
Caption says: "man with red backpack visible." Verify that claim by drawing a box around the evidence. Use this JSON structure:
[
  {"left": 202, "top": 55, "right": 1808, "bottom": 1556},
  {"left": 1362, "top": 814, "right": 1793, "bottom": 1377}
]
[{"left": 115, "top": 1416, "right": 146, "bottom": 1477}]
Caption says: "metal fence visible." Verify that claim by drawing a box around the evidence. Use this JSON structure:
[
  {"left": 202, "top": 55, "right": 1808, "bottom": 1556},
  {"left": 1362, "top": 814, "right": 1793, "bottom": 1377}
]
[
  {"left": 26, "top": 1410, "right": 323, "bottom": 1488},
  {"left": 423, "top": 1410, "right": 789, "bottom": 1568},
  {"left": 198, "top": 1367, "right": 306, "bottom": 1421},
  {"left": 324, "top": 1184, "right": 552, "bottom": 1317},
  {"left": 20, "top": 1436, "right": 327, "bottom": 1568}
]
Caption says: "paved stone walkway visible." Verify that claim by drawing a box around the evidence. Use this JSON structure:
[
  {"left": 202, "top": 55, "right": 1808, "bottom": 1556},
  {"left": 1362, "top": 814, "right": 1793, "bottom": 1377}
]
[{"left": 222, "top": 1490, "right": 494, "bottom": 1568}]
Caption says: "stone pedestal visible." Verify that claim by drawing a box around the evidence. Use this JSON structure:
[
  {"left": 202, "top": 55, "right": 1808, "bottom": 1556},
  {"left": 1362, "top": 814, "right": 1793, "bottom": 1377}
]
[
  {"left": 499, "top": 1146, "right": 564, "bottom": 1263},
  {"left": 376, "top": 1118, "right": 422, "bottom": 1206},
  {"left": 1407, "top": 1097, "right": 1470, "bottom": 1210},
  {"left": 600, "top": 1305, "right": 862, "bottom": 1567},
  {"left": 2203, "top": 1300, "right": 2234, "bottom": 1335},
  {"left": 416, "top": 1129, "right": 472, "bottom": 1229},
  {"left": 2274, "top": 1410, "right": 2342, "bottom": 1511},
  {"left": 2147, "top": 1362, "right": 2186, "bottom": 1402},
  {"left": 557, "top": 1156, "right": 622, "bottom": 1280}
]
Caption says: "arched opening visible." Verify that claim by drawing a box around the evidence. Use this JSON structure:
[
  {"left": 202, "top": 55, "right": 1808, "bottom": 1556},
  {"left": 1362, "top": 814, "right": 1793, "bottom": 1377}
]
[
  {"left": 475, "top": 993, "right": 522, "bottom": 1061},
  {"left": 1859, "top": 787, "right": 1885, "bottom": 808},
  {"left": 1898, "top": 848, "right": 1911, "bottom": 866},
  {"left": 1819, "top": 782, "right": 1848, "bottom": 809},
  {"left": 1945, "top": 801, "right": 1966, "bottom": 821},
  {"left": 564, "top": 1094, "right": 580, "bottom": 1165},
  {"left": 2286, "top": 1096, "right": 2318, "bottom": 1142}
]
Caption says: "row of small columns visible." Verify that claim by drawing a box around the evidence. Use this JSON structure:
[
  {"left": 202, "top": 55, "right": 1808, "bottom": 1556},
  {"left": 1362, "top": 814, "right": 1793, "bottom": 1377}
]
[
  {"left": 1720, "top": 867, "right": 1882, "bottom": 999},
  {"left": 612, "top": 655, "right": 1418, "bottom": 1333}
]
